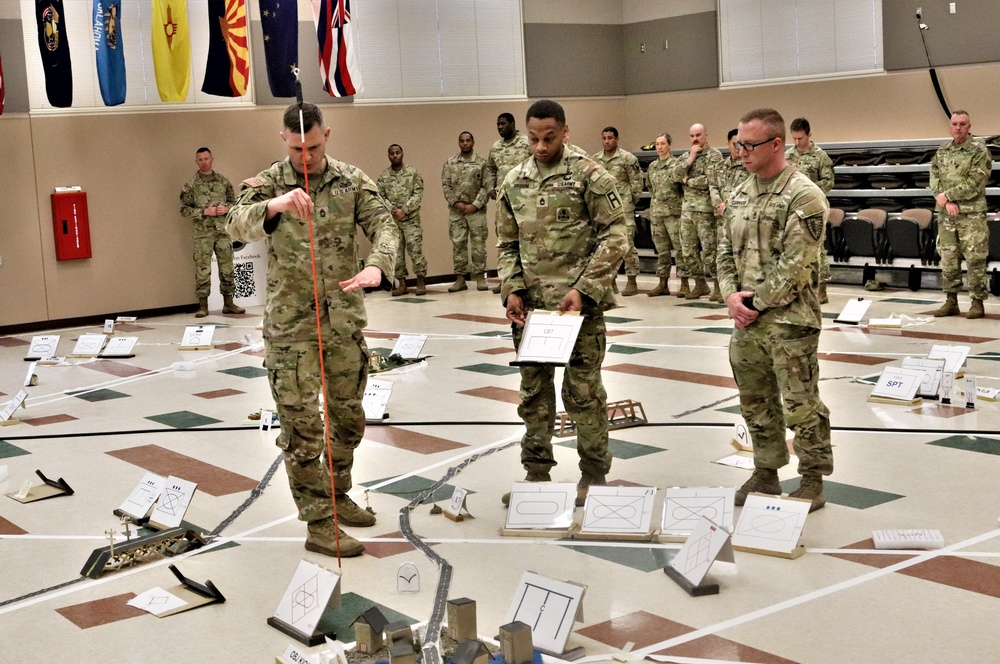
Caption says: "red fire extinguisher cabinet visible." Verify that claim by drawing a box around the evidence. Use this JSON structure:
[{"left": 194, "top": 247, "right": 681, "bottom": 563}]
[{"left": 51, "top": 188, "right": 92, "bottom": 261}]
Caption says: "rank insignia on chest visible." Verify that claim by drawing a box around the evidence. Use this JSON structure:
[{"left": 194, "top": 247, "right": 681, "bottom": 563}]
[
  {"left": 537, "top": 195, "right": 548, "bottom": 207},
  {"left": 318, "top": 207, "right": 328, "bottom": 218},
  {"left": 557, "top": 207, "right": 571, "bottom": 221}
]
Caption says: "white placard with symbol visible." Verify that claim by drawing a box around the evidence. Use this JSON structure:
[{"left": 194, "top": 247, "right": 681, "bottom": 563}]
[
  {"left": 834, "top": 297, "right": 871, "bottom": 324},
  {"left": 514, "top": 311, "right": 584, "bottom": 365},
  {"left": 870, "top": 367, "right": 924, "bottom": 402},
  {"left": 24, "top": 362, "right": 38, "bottom": 387},
  {"left": 581, "top": 485, "right": 656, "bottom": 534},
  {"left": 928, "top": 344, "right": 970, "bottom": 374},
  {"left": 362, "top": 378, "right": 393, "bottom": 420},
  {"left": 101, "top": 337, "right": 138, "bottom": 357},
  {"left": 662, "top": 487, "right": 736, "bottom": 537},
  {"left": 732, "top": 493, "right": 811, "bottom": 555},
  {"left": 149, "top": 476, "right": 197, "bottom": 529},
  {"left": 0, "top": 390, "right": 28, "bottom": 423},
  {"left": 667, "top": 515, "right": 735, "bottom": 587},
  {"left": 25, "top": 335, "right": 60, "bottom": 360},
  {"left": 119, "top": 472, "right": 166, "bottom": 519},
  {"left": 505, "top": 571, "right": 585, "bottom": 655},
  {"left": 390, "top": 334, "right": 428, "bottom": 359},
  {"left": 274, "top": 560, "right": 341, "bottom": 635},
  {"left": 70, "top": 334, "right": 108, "bottom": 357},
  {"left": 127, "top": 587, "right": 188, "bottom": 616},
  {"left": 901, "top": 357, "right": 946, "bottom": 397},
  {"left": 180, "top": 325, "right": 215, "bottom": 350}
]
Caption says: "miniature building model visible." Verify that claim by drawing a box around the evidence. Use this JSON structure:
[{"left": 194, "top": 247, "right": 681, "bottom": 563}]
[
  {"left": 446, "top": 597, "right": 477, "bottom": 641},
  {"left": 499, "top": 621, "right": 534, "bottom": 664},
  {"left": 353, "top": 607, "right": 390, "bottom": 654},
  {"left": 453, "top": 639, "right": 492, "bottom": 664},
  {"left": 389, "top": 642, "right": 417, "bottom": 664},
  {"left": 385, "top": 620, "right": 413, "bottom": 646}
]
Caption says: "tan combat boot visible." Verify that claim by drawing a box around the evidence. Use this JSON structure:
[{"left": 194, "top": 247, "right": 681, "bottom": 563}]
[
  {"left": 818, "top": 282, "right": 829, "bottom": 304},
  {"left": 576, "top": 472, "right": 607, "bottom": 507},
  {"left": 676, "top": 278, "right": 690, "bottom": 298},
  {"left": 686, "top": 278, "right": 711, "bottom": 300},
  {"left": 967, "top": 299, "right": 985, "bottom": 319},
  {"left": 735, "top": 468, "right": 781, "bottom": 506},
  {"left": 448, "top": 275, "right": 468, "bottom": 292},
  {"left": 335, "top": 494, "right": 377, "bottom": 527},
  {"left": 933, "top": 293, "right": 960, "bottom": 317},
  {"left": 622, "top": 276, "right": 639, "bottom": 297},
  {"left": 195, "top": 297, "right": 209, "bottom": 318},
  {"left": 502, "top": 471, "right": 551, "bottom": 507},
  {"left": 709, "top": 281, "right": 723, "bottom": 303},
  {"left": 788, "top": 474, "right": 826, "bottom": 512},
  {"left": 648, "top": 278, "right": 670, "bottom": 297},
  {"left": 492, "top": 282, "right": 502, "bottom": 294},
  {"left": 392, "top": 279, "right": 408, "bottom": 297},
  {"left": 611, "top": 278, "right": 619, "bottom": 294},
  {"left": 476, "top": 274, "right": 489, "bottom": 291},
  {"left": 222, "top": 296, "right": 245, "bottom": 314},
  {"left": 305, "top": 517, "right": 365, "bottom": 557},
  {"left": 415, "top": 275, "right": 427, "bottom": 296}
]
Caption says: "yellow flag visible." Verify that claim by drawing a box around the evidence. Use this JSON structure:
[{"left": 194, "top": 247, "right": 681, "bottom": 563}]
[{"left": 151, "top": 0, "right": 190, "bottom": 102}]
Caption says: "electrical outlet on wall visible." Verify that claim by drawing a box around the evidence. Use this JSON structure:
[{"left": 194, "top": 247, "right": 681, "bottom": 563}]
[{"left": 949, "top": 2, "right": 956, "bottom": 13}]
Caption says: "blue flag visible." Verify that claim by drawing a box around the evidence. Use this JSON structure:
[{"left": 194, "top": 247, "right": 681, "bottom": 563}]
[
  {"left": 259, "top": 0, "right": 297, "bottom": 97},
  {"left": 93, "top": 0, "right": 125, "bottom": 106}
]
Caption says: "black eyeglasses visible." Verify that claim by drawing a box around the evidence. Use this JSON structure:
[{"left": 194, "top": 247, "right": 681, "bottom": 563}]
[{"left": 733, "top": 137, "right": 777, "bottom": 153}]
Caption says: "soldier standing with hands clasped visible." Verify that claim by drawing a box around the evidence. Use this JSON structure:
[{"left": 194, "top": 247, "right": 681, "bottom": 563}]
[
  {"left": 377, "top": 144, "right": 428, "bottom": 296},
  {"left": 442, "top": 131, "right": 490, "bottom": 292}
]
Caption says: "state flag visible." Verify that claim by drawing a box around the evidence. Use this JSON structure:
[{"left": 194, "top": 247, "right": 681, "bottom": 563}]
[
  {"left": 93, "top": 0, "right": 126, "bottom": 106},
  {"left": 151, "top": 0, "right": 190, "bottom": 102},
  {"left": 36, "top": 0, "right": 74, "bottom": 108},
  {"left": 259, "top": 0, "right": 297, "bottom": 97},
  {"left": 0, "top": 51, "right": 5, "bottom": 115},
  {"left": 312, "top": 0, "right": 361, "bottom": 98},
  {"left": 202, "top": 0, "right": 249, "bottom": 97}
]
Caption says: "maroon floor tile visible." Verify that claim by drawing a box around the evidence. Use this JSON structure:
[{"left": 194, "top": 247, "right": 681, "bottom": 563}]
[
  {"left": 825, "top": 326, "right": 994, "bottom": 344},
  {"left": 365, "top": 331, "right": 400, "bottom": 340},
  {"left": 105, "top": 444, "right": 258, "bottom": 496},
  {"left": 817, "top": 352, "right": 894, "bottom": 366},
  {"left": 606, "top": 330, "right": 635, "bottom": 337},
  {"left": 909, "top": 404, "right": 975, "bottom": 418},
  {"left": 476, "top": 347, "right": 515, "bottom": 355},
  {"left": 362, "top": 530, "right": 437, "bottom": 559},
  {"left": 81, "top": 360, "right": 152, "bottom": 378},
  {"left": 363, "top": 426, "right": 467, "bottom": 454},
  {"left": 22, "top": 414, "right": 79, "bottom": 426},
  {"left": 605, "top": 364, "right": 737, "bottom": 389},
  {"left": 0, "top": 515, "right": 28, "bottom": 535},
  {"left": 193, "top": 388, "right": 246, "bottom": 399},
  {"left": 697, "top": 314, "right": 730, "bottom": 321},
  {"left": 110, "top": 324, "right": 152, "bottom": 333},
  {"left": 458, "top": 386, "right": 522, "bottom": 405},
  {"left": 0, "top": 337, "right": 30, "bottom": 347},
  {"left": 55, "top": 593, "right": 146, "bottom": 629}
]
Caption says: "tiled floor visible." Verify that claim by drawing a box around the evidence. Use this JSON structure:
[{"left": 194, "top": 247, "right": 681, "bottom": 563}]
[{"left": 1, "top": 277, "right": 999, "bottom": 662}]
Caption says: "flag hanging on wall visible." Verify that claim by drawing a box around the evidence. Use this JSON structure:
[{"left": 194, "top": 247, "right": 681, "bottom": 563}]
[
  {"left": 202, "top": 0, "right": 249, "bottom": 97},
  {"left": 312, "top": 0, "right": 361, "bottom": 97},
  {"left": 0, "top": 51, "right": 5, "bottom": 115},
  {"left": 93, "top": 0, "right": 126, "bottom": 106},
  {"left": 36, "top": 0, "right": 74, "bottom": 108},
  {"left": 259, "top": 0, "right": 297, "bottom": 97},
  {"left": 151, "top": 0, "right": 190, "bottom": 102}
]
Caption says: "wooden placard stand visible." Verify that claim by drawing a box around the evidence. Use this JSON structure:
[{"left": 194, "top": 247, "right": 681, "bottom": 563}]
[
  {"left": 663, "top": 565, "right": 719, "bottom": 597},
  {"left": 6, "top": 470, "right": 74, "bottom": 503},
  {"left": 732, "top": 542, "right": 806, "bottom": 560},
  {"left": 444, "top": 487, "right": 472, "bottom": 522},
  {"left": 154, "top": 564, "right": 227, "bottom": 617},
  {"left": 568, "top": 523, "right": 659, "bottom": 542},
  {"left": 268, "top": 560, "right": 341, "bottom": 647},
  {"left": 556, "top": 399, "right": 646, "bottom": 438}
]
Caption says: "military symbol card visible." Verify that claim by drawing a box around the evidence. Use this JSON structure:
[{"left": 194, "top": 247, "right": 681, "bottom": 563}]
[
  {"left": 25, "top": 335, "right": 60, "bottom": 360},
  {"left": 101, "top": 336, "right": 138, "bottom": 358},
  {"left": 70, "top": 333, "right": 108, "bottom": 357},
  {"left": 148, "top": 476, "right": 197, "bottom": 529},
  {"left": 0, "top": 390, "right": 28, "bottom": 425},
  {"left": 664, "top": 515, "right": 734, "bottom": 595},
  {"left": 928, "top": 344, "right": 970, "bottom": 375},
  {"left": 270, "top": 560, "right": 341, "bottom": 646},
  {"left": 511, "top": 311, "right": 583, "bottom": 366},
  {"left": 868, "top": 367, "right": 924, "bottom": 405},
  {"left": 24, "top": 362, "right": 38, "bottom": 387},
  {"left": 390, "top": 334, "right": 428, "bottom": 359},
  {"left": 119, "top": 472, "right": 166, "bottom": 519},
  {"left": 362, "top": 378, "right": 393, "bottom": 421},
  {"left": 444, "top": 486, "right": 472, "bottom": 522},
  {"left": 505, "top": 571, "right": 585, "bottom": 656},
  {"left": 180, "top": 325, "right": 215, "bottom": 350},
  {"left": 834, "top": 297, "right": 871, "bottom": 325},
  {"left": 732, "top": 493, "right": 811, "bottom": 559}
]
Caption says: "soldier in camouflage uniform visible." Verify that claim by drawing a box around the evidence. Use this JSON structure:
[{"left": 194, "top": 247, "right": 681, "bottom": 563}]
[
  {"left": 786, "top": 118, "right": 835, "bottom": 304},
  {"left": 377, "top": 144, "right": 427, "bottom": 297},
  {"left": 710, "top": 128, "right": 751, "bottom": 217},
  {"left": 179, "top": 147, "right": 244, "bottom": 317},
  {"left": 645, "top": 133, "right": 685, "bottom": 296},
  {"left": 227, "top": 103, "right": 399, "bottom": 558},
  {"left": 929, "top": 110, "right": 992, "bottom": 319},
  {"left": 487, "top": 113, "right": 534, "bottom": 293},
  {"left": 497, "top": 99, "right": 627, "bottom": 508},
  {"left": 593, "top": 127, "right": 644, "bottom": 296},
  {"left": 442, "top": 132, "right": 490, "bottom": 292},
  {"left": 718, "top": 108, "right": 832, "bottom": 513},
  {"left": 679, "top": 124, "right": 724, "bottom": 301}
]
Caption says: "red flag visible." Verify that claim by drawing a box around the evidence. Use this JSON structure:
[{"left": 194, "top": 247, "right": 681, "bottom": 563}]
[{"left": 311, "top": 0, "right": 361, "bottom": 97}]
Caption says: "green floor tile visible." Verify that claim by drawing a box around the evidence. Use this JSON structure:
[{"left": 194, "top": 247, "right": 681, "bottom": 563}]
[
  {"left": 473, "top": 330, "right": 511, "bottom": 338},
  {"left": 392, "top": 297, "right": 434, "bottom": 303},
  {"left": 145, "top": 411, "right": 223, "bottom": 429},
  {"left": 456, "top": 363, "right": 521, "bottom": 376},
  {"left": 694, "top": 327, "right": 733, "bottom": 335},
  {"left": 556, "top": 437, "right": 664, "bottom": 460},
  {"left": 927, "top": 435, "right": 1000, "bottom": 456},
  {"left": 559, "top": 542, "right": 676, "bottom": 573},
  {"left": 361, "top": 475, "right": 467, "bottom": 504},
  {"left": 973, "top": 352, "right": 1000, "bottom": 362},
  {"left": 716, "top": 404, "right": 744, "bottom": 415},
  {"left": 218, "top": 366, "right": 268, "bottom": 379},
  {"left": 607, "top": 345, "right": 655, "bottom": 355},
  {"left": 780, "top": 478, "right": 903, "bottom": 509},
  {"left": 680, "top": 301, "right": 727, "bottom": 309},
  {"left": 604, "top": 316, "right": 640, "bottom": 324},
  {"left": 68, "top": 389, "right": 130, "bottom": 402},
  {"left": 318, "top": 592, "right": 417, "bottom": 643},
  {"left": 370, "top": 347, "right": 394, "bottom": 356},
  {"left": 881, "top": 297, "right": 938, "bottom": 305},
  {"left": 0, "top": 440, "right": 31, "bottom": 459},
  {"left": 821, "top": 311, "right": 840, "bottom": 319}
]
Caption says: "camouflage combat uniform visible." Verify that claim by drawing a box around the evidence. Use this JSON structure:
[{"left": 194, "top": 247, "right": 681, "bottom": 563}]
[
  {"left": 680, "top": 146, "right": 724, "bottom": 278},
  {"left": 786, "top": 142, "right": 835, "bottom": 282},
  {"left": 486, "top": 133, "right": 532, "bottom": 196},
  {"left": 717, "top": 165, "right": 833, "bottom": 478},
  {"left": 710, "top": 156, "right": 751, "bottom": 212},
  {"left": 227, "top": 157, "right": 398, "bottom": 523},
  {"left": 496, "top": 150, "right": 627, "bottom": 478},
  {"left": 442, "top": 152, "right": 489, "bottom": 277},
  {"left": 929, "top": 136, "right": 992, "bottom": 299},
  {"left": 646, "top": 155, "right": 685, "bottom": 278},
  {"left": 592, "top": 147, "right": 644, "bottom": 277},
  {"left": 179, "top": 171, "right": 237, "bottom": 297},
  {"left": 377, "top": 164, "right": 427, "bottom": 280}
]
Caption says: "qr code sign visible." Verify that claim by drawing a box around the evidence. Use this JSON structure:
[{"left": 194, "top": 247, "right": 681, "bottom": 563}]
[{"left": 234, "top": 262, "right": 255, "bottom": 298}]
